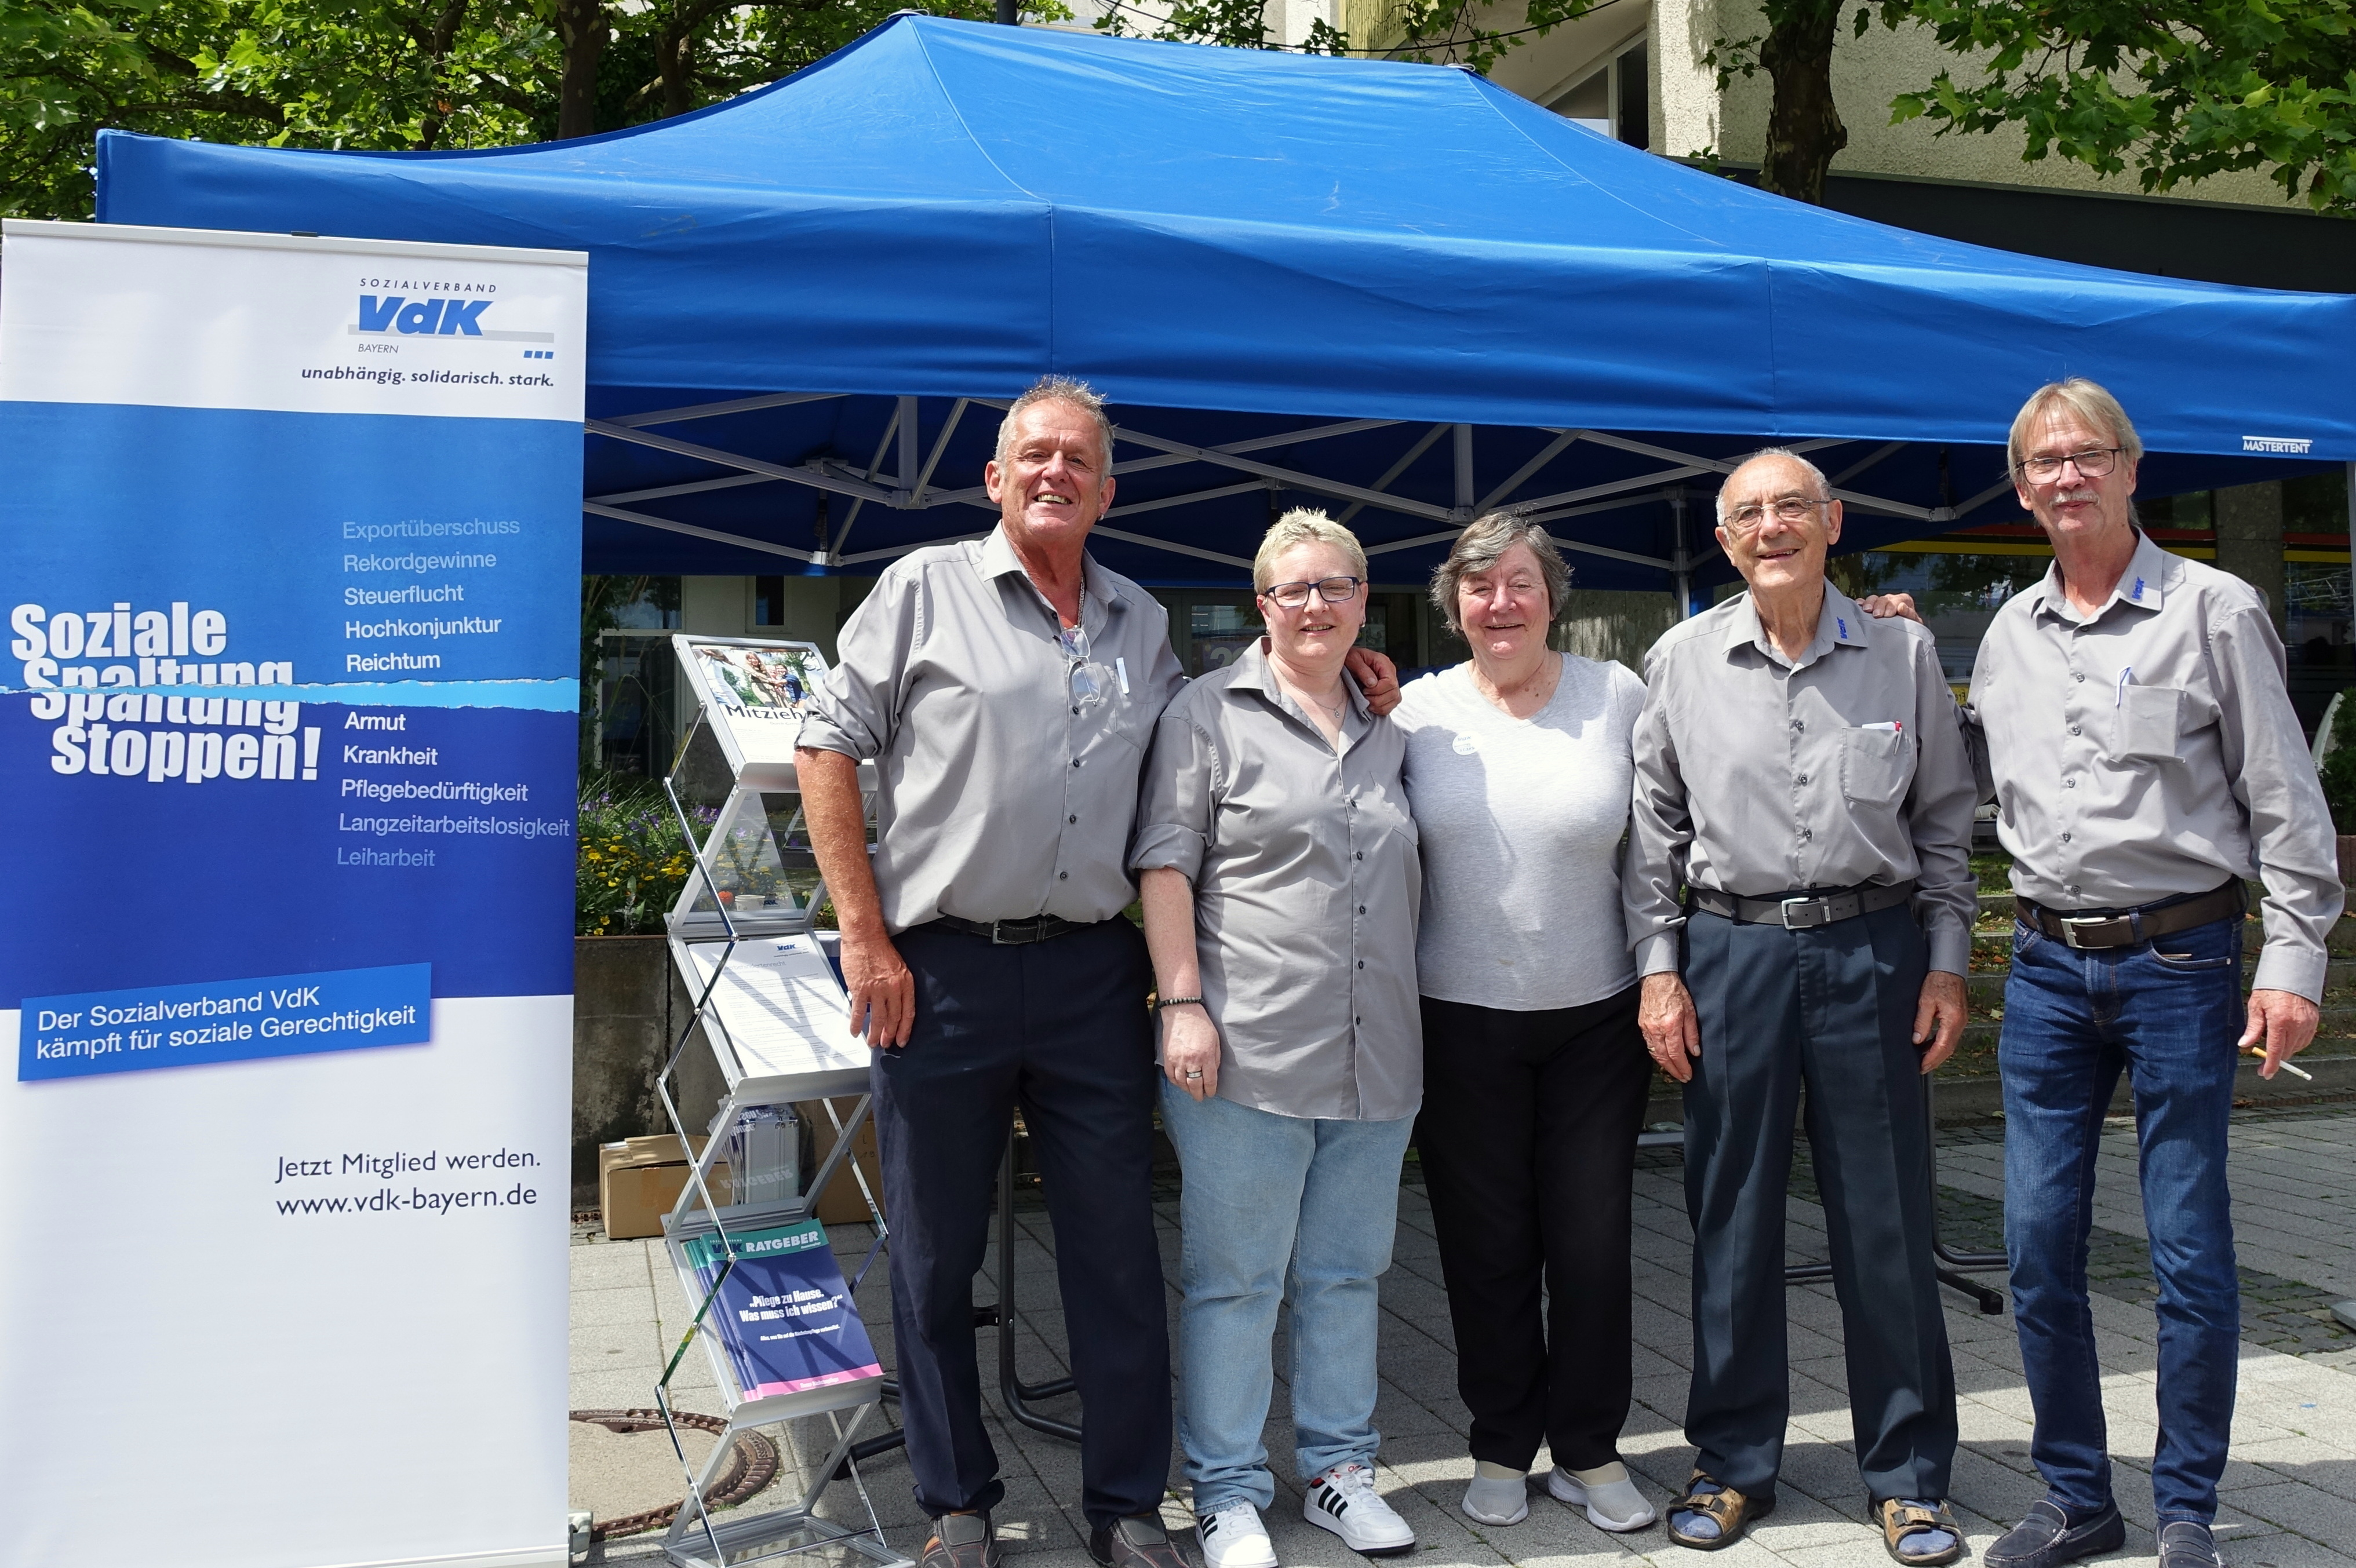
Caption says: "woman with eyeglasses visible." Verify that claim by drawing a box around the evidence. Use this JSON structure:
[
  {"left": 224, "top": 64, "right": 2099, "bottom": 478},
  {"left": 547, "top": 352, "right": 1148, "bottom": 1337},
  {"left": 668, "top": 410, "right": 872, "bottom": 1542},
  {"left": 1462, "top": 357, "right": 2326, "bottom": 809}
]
[
  {"left": 1132, "top": 509, "right": 1423, "bottom": 1568},
  {"left": 1389, "top": 511, "right": 1659, "bottom": 1535}
]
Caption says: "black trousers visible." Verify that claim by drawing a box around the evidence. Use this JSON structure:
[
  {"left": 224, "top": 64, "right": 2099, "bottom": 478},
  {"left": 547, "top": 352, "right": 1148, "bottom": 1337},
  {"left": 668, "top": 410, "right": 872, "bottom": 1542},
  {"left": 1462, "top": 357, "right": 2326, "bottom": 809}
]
[
  {"left": 872, "top": 918, "right": 1172, "bottom": 1529},
  {"left": 1680, "top": 904, "right": 1957, "bottom": 1505},
  {"left": 1416, "top": 987, "right": 1651, "bottom": 1472}
]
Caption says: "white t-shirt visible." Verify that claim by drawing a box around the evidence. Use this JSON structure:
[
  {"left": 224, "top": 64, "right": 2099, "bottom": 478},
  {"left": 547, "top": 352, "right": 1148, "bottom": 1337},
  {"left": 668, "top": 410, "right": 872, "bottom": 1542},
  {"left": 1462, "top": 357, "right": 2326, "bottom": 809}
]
[{"left": 1393, "top": 655, "right": 1647, "bottom": 1011}]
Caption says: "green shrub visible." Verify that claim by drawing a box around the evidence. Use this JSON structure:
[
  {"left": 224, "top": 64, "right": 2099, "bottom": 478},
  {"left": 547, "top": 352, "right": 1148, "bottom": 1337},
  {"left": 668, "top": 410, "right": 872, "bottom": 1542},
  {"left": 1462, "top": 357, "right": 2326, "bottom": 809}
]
[
  {"left": 2323, "top": 692, "right": 2356, "bottom": 837},
  {"left": 577, "top": 773, "right": 697, "bottom": 936}
]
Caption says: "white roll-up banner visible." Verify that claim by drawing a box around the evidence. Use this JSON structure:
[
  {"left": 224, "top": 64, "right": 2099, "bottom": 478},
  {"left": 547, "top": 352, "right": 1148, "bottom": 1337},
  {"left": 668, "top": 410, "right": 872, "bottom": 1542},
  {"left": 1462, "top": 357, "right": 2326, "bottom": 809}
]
[{"left": 0, "top": 220, "right": 587, "bottom": 1568}]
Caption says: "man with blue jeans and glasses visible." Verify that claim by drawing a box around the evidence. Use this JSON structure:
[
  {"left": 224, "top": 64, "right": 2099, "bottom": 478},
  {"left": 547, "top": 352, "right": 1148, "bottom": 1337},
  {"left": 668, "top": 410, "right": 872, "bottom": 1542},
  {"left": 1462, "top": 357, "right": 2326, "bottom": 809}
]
[{"left": 1964, "top": 380, "right": 2341, "bottom": 1568}]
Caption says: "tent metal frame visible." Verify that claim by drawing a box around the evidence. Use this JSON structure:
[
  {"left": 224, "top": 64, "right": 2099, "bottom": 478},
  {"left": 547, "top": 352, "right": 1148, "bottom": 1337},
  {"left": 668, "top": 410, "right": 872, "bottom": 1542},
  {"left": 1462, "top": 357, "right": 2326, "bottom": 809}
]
[{"left": 583, "top": 393, "right": 2022, "bottom": 605}]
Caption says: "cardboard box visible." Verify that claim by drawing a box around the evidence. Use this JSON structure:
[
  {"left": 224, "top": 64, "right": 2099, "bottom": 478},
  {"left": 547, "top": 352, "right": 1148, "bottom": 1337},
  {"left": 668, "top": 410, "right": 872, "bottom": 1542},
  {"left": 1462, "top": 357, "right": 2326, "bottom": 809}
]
[
  {"left": 796, "top": 1107, "right": 886, "bottom": 1226},
  {"left": 598, "top": 1135, "right": 730, "bottom": 1241}
]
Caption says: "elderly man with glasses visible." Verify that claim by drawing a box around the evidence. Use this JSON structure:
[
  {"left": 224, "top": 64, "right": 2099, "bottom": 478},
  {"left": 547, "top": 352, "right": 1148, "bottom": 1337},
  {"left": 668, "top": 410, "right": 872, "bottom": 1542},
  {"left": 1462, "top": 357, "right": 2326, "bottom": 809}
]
[
  {"left": 1626, "top": 448, "right": 1976, "bottom": 1563},
  {"left": 1956, "top": 381, "right": 2342, "bottom": 1568}
]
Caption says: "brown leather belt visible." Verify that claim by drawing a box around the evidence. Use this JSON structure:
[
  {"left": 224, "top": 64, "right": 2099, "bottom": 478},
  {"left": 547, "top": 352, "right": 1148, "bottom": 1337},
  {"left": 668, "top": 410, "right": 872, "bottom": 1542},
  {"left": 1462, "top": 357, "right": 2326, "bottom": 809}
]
[
  {"left": 2018, "top": 879, "right": 2246, "bottom": 950},
  {"left": 933, "top": 912, "right": 1087, "bottom": 946},
  {"left": 1689, "top": 880, "right": 1915, "bottom": 929}
]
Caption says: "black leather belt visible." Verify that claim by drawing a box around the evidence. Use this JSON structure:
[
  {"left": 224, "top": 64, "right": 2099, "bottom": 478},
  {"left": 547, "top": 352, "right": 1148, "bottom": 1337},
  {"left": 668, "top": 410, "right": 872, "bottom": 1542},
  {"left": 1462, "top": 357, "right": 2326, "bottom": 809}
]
[
  {"left": 2019, "top": 879, "right": 2245, "bottom": 950},
  {"left": 933, "top": 912, "right": 1086, "bottom": 946},
  {"left": 1690, "top": 880, "right": 1915, "bottom": 929}
]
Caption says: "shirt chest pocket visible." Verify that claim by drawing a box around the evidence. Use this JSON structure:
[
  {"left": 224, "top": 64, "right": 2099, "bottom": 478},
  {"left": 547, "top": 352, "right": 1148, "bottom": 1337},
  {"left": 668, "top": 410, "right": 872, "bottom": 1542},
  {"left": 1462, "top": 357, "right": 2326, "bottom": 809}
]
[
  {"left": 2118, "top": 684, "right": 2185, "bottom": 761},
  {"left": 1837, "top": 726, "right": 1912, "bottom": 808}
]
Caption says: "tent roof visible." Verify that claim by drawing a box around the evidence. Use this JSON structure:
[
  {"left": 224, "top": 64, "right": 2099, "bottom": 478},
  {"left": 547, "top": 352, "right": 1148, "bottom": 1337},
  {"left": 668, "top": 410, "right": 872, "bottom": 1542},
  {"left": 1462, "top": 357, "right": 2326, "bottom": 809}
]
[{"left": 95, "top": 15, "right": 2353, "bottom": 589}]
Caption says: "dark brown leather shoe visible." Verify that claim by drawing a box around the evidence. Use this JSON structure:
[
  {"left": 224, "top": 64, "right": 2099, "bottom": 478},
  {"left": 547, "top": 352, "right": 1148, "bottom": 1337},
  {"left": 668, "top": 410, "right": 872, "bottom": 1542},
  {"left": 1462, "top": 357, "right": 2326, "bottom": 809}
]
[
  {"left": 1090, "top": 1514, "right": 1192, "bottom": 1568},
  {"left": 922, "top": 1510, "right": 1002, "bottom": 1568}
]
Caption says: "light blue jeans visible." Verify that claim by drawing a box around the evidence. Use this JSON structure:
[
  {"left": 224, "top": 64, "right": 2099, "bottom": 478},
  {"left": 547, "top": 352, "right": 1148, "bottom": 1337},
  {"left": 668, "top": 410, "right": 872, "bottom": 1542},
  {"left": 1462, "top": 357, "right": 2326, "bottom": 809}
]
[{"left": 1159, "top": 1082, "right": 1416, "bottom": 1511}]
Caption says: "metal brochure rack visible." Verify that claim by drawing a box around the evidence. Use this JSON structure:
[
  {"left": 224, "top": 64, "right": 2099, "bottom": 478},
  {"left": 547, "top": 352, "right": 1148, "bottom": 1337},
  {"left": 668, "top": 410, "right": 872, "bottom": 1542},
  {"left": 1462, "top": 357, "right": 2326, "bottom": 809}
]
[{"left": 654, "top": 635, "right": 905, "bottom": 1568}]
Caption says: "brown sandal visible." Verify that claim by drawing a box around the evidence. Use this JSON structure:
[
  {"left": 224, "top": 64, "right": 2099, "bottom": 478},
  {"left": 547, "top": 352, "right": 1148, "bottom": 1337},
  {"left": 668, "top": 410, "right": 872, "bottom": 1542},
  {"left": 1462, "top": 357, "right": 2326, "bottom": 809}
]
[
  {"left": 1878, "top": 1498, "right": 1965, "bottom": 1566},
  {"left": 1666, "top": 1472, "right": 1774, "bottom": 1551}
]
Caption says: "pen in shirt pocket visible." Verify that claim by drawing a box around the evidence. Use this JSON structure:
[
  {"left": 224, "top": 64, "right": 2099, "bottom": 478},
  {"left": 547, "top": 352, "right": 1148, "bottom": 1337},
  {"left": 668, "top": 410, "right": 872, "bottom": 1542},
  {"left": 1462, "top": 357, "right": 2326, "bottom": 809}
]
[{"left": 1859, "top": 720, "right": 1904, "bottom": 734}]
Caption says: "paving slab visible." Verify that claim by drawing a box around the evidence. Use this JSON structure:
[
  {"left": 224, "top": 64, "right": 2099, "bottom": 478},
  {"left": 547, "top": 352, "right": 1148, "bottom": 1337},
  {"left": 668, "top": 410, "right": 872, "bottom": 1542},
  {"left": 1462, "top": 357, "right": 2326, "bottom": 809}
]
[{"left": 576, "top": 1106, "right": 2356, "bottom": 1567}]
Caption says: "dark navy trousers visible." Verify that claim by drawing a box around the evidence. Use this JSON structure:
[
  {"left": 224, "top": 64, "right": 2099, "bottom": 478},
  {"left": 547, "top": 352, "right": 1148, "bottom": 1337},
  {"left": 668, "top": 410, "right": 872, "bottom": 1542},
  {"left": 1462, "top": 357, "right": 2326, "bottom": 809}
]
[
  {"left": 1680, "top": 903, "right": 1958, "bottom": 1505},
  {"left": 872, "top": 917, "right": 1172, "bottom": 1529}
]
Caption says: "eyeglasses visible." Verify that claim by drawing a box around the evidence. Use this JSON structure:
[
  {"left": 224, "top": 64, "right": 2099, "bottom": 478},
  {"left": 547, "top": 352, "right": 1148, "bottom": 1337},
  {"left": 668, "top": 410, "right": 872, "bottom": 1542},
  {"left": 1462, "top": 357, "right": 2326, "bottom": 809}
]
[
  {"left": 2016, "top": 447, "right": 2123, "bottom": 482},
  {"left": 1258, "top": 576, "right": 1364, "bottom": 610},
  {"left": 1724, "top": 497, "right": 1830, "bottom": 534}
]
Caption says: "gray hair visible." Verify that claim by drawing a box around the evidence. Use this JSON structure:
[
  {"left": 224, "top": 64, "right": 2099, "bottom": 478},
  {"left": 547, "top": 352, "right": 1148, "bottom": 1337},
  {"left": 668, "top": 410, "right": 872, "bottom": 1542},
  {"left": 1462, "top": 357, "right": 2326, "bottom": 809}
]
[
  {"left": 1254, "top": 508, "right": 1368, "bottom": 592},
  {"left": 1429, "top": 510, "right": 1571, "bottom": 636},
  {"left": 1715, "top": 447, "right": 1834, "bottom": 526},
  {"left": 995, "top": 375, "right": 1115, "bottom": 471},
  {"left": 2009, "top": 377, "right": 2143, "bottom": 475}
]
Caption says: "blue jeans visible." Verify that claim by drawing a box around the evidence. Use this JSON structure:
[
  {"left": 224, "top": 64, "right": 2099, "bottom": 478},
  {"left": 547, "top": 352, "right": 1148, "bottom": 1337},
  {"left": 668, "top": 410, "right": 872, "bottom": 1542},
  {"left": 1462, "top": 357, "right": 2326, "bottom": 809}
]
[
  {"left": 2002, "top": 910, "right": 2244, "bottom": 1526},
  {"left": 1160, "top": 1082, "right": 1416, "bottom": 1511}
]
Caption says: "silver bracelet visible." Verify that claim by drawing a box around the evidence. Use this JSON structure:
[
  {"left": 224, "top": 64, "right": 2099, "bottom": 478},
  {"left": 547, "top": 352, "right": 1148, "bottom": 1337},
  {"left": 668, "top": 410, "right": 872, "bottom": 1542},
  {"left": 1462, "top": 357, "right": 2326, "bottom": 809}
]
[{"left": 1155, "top": 995, "right": 1204, "bottom": 1011}]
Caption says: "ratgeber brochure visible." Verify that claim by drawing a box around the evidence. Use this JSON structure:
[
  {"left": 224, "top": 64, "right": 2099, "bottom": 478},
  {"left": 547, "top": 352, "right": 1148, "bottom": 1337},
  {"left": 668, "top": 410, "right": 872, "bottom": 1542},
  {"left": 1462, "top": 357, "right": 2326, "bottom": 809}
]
[{"left": 682, "top": 1219, "right": 883, "bottom": 1400}]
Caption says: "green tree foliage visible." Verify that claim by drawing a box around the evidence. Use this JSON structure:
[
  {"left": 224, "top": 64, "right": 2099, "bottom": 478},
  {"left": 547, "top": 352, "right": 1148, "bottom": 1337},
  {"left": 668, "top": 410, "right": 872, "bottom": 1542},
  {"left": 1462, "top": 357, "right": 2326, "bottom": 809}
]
[
  {"left": 1094, "top": 0, "right": 1607, "bottom": 74},
  {"left": 1, "top": 0, "right": 1046, "bottom": 221},
  {"left": 1, "top": 0, "right": 558, "bottom": 218},
  {"left": 1871, "top": 0, "right": 2356, "bottom": 216}
]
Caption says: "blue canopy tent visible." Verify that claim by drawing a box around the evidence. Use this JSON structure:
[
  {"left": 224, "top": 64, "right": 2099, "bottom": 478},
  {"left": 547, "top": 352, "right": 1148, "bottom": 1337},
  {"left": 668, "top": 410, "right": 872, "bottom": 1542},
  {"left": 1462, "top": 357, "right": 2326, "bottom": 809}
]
[{"left": 94, "top": 13, "right": 2356, "bottom": 600}]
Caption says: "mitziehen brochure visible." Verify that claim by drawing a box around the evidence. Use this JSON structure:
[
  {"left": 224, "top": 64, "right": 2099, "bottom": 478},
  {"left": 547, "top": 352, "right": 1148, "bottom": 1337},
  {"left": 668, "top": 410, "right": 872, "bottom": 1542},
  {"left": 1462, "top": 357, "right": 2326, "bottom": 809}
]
[{"left": 682, "top": 1219, "right": 882, "bottom": 1401}]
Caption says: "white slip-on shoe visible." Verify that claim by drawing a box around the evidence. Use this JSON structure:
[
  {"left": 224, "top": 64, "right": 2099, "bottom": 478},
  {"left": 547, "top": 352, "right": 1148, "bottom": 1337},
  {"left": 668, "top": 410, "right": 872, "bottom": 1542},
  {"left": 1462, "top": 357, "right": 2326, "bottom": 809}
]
[
  {"left": 1460, "top": 1467, "right": 1530, "bottom": 1527},
  {"left": 1548, "top": 1463, "right": 1657, "bottom": 1532},
  {"left": 1303, "top": 1463, "right": 1417, "bottom": 1556},
  {"left": 1196, "top": 1498, "right": 1278, "bottom": 1568}
]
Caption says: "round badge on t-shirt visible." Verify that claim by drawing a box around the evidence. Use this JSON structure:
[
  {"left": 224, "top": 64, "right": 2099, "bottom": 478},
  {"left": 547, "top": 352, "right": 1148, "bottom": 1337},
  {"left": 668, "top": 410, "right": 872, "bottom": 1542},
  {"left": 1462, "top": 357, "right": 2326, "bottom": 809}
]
[{"left": 1451, "top": 732, "right": 1480, "bottom": 755}]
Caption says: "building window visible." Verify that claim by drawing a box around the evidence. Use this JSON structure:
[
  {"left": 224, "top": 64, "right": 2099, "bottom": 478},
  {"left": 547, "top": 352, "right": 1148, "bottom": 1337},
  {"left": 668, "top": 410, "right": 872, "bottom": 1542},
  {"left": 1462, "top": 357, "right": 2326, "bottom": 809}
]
[{"left": 1550, "top": 37, "right": 1648, "bottom": 150}]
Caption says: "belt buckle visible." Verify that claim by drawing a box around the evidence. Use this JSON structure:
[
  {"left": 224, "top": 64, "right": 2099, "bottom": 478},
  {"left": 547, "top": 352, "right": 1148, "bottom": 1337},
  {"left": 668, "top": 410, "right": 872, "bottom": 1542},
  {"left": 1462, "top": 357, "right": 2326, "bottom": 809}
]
[
  {"left": 1779, "top": 896, "right": 1833, "bottom": 929},
  {"left": 989, "top": 920, "right": 1021, "bottom": 945},
  {"left": 2059, "top": 914, "right": 2133, "bottom": 949}
]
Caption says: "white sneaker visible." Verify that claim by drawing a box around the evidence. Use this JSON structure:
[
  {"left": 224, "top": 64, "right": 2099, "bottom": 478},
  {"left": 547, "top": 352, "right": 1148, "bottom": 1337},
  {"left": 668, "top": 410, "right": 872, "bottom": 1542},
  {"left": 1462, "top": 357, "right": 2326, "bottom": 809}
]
[
  {"left": 1303, "top": 1463, "right": 1416, "bottom": 1557},
  {"left": 1196, "top": 1498, "right": 1277, "bottom": 1568},
  {"left": 1547, "top": 1464, "right": 1656, "bottom": 1533}
]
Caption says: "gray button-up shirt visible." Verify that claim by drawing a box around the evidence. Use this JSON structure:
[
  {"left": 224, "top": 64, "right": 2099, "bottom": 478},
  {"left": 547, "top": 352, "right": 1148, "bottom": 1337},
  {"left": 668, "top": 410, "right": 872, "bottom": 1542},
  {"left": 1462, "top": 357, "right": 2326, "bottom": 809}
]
[
  {"left": 1626, "top": 583, "right": 1979, "bottom": 978},
  {"left": 1130, "top": 641, "right": 1422, "bottom": 1122},
  {"left": 1969, "top": 530, "right": 2343, "bottom": 1000},
  {"left": 796, "top": 527, "right": 1185, "bottom": 934}
]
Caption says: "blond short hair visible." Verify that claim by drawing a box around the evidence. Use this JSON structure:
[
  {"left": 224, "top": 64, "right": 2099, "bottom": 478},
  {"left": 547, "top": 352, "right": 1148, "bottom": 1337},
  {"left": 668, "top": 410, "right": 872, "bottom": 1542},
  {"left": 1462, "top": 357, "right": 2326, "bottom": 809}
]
[
  {"left": 1253, "top": 508, "right": 1368, "bottom": 592},
  {"left": 995, "top": 375, "right": 1115, "bottom": 471},
  {"left": 2009, "top": 378, "right": 2143, "bottom": 475}
]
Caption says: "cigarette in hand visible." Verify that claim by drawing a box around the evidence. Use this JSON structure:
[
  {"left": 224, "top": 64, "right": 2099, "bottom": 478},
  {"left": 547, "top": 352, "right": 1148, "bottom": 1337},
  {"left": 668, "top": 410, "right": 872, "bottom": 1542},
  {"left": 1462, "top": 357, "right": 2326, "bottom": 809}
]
[{"left": 2246, "top": 1044, "right": 2315, "bottom": 1082}]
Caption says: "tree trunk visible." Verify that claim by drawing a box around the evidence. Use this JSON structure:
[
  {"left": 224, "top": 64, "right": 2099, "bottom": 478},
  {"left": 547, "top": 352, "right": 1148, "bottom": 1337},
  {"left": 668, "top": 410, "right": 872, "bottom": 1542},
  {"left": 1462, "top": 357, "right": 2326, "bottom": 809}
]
[
  {"left": 1757, "top": 0, "right": 1847, "bottom": 204},
  {"left": 556, "top": 0, "right": 609, "bottom": 140},
  {"left": 657, "top": 24, "right": 697, "bottom": 119}
]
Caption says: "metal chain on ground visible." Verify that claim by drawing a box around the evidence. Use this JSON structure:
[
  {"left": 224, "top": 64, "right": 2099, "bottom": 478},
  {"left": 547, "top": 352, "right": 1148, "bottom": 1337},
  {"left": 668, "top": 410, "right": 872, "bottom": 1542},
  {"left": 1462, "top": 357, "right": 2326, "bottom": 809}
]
[{"left": 570, "top": 1409, "right": 780, "bottom": 1540}]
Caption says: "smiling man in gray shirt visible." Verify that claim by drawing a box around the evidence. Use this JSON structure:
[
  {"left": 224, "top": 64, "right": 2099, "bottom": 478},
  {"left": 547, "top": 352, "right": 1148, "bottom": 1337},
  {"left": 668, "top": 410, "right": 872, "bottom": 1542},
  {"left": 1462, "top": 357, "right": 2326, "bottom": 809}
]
[
  {"left": 1960, "top": 380, "right": 2342, "bottom": 1568},
  {"left": 1626, "top": 448, "right": 1976, "bottom": 1564}
]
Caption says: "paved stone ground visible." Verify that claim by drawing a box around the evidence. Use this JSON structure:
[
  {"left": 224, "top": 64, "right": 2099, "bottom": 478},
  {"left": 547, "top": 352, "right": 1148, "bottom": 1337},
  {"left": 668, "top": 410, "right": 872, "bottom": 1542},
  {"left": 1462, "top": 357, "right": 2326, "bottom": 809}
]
[{"left": 573, "top": 1103, "right": 2356, "bottom": 1568}]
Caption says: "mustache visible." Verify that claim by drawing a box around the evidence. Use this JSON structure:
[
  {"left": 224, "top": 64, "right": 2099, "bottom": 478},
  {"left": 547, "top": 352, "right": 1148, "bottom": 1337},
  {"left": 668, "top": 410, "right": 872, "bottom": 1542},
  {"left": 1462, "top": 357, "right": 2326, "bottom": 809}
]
[{"left": 2056, "top": 488, "right": 2099, "bottom": 505}]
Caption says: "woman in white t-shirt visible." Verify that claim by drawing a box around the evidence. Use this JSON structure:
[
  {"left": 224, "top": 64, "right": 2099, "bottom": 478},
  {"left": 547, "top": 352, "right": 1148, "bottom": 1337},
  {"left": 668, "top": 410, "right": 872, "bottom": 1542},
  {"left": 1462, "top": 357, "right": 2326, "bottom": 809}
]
[{"left": 1392, "top": 513, "right": 1658, "bottom": 1537}]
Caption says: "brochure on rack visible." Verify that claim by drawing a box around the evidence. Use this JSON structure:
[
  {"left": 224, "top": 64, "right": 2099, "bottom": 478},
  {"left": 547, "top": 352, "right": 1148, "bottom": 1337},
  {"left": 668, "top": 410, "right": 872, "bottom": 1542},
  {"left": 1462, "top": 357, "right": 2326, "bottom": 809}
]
[
  {"left": 682, "top": 1218, "right": 883, "bottom": 1401},
  {"left": 676, "top": 637, "right": 828, "bottom": 771}
]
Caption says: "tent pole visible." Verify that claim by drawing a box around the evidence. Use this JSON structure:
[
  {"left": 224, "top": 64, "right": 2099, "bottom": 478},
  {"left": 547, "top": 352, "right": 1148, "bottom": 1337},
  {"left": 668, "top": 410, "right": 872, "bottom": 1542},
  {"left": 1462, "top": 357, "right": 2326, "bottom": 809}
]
[
  {"left": 997, "top": 0, "right": 1017, "bottom": 21},
  {"left": 1670, "top": 490, "right": 1692, "bottom": 619},
  {"left": 1452, "top": 424, "right": 1475, "bottom": 517},
  {"left": 897, "top": 396, "right": 920, "bottom": 497}
]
